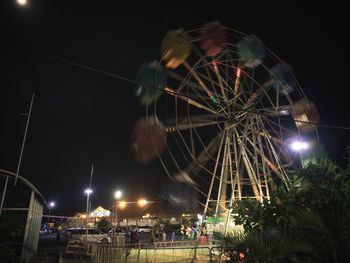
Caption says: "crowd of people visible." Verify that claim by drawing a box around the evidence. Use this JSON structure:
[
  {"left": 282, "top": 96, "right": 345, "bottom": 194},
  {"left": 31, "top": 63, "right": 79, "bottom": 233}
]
[
  {"left": 126, "top": 224, "right": 209, "bottom": 244},
  {"left": 129, "top": 228, "right": 139, "bottom": 243},
  {"left": 179, "top": 224, "right": 208, "bottom": 241}
]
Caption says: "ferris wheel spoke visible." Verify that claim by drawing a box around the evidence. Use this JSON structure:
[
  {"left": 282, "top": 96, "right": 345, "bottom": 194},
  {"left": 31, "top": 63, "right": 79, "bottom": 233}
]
[
  {"left": 165, "top": 119, "right": 223, "bottom": 132},
  {"left": 242, "top": 79, "right": 274, "bottom": 109},
  {"left": 244, "top": 129, "right": 286, "bottom": 186},
  {"left": 215, "top": 132, "right": 230, "bottom": 215},
  {"left": 260, "top": 115, "right": 297, "bottom": 136},
  {"left": 167, "top": 67, "right": 218, "bottom": 108},
  {"left": 234, "top": 128, "right": 262, "bottom": 200},
  {"left": 255, "top": 129, "right": 272, "bottom": 199},
  {"left": 193, "top": 59, "right": 238, "bottom": 108},
  {"left": 215, "top": 60, "right": 249, "bottom": 101},
  {"left": 165, "top": 87, "right": 217, "bottom": 114},
  {"left": 203, "top": 132, "right": 226, "bottom": 218},
  {"left": 182, "top": 61, "right": 220, "bottom": 105},
  {"left": 259, "top": 130, "right": 295, "bottom": 169},
  {"left": 231, "top": 131, "right": 242, "bottom": 200},
  {"left": 166, "top": 113, "right": 226, "bottom": 125},
  {"left": 211, "top": 59, "right": 228, "bottom": 103},
  {"left": 174, "top": 132, "right": 222, "bottom": 183},
  {"left": 189, "top": 63, "right": 232, "bottom": 116},
  {"left": 234, "top": 118, "right": 264, "bottom": 199},
  {"left": 255, "top": 118, "right": 289, "bottom": 161},
  {"left": 257, "top": 117, "right": 290, "bottom": 185},
  {"left": 192, "top": 59, "right": 225, "bottom": 102},
  {"left": 166, "top": 69, "right": 204, "bottom": 91}
]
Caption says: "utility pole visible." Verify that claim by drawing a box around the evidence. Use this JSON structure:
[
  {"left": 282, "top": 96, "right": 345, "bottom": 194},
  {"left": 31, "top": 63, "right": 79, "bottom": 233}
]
[{"left": 84, "top": 163, "right": 94, "bottom": 237}]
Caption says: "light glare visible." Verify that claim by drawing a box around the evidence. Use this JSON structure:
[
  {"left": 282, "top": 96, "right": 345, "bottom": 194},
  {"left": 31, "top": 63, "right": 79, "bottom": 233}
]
[
  {"left": 138, "top": 199, "right": 147, "bottom": 206},
  {"left": 114, "top": 190, "right": 122, "bottom": 199},
  {"left": 85, "top": 188, "right": 93, "bottom": 194},
  {"left": 291, "top": 141, "right": 308, "bottom": 151},
  {"left": 119, "top": 201, "right": 126, "bottom": 208},
  {"left": 49, "top": 202, "right": 55, "bottom": 207},
  {"left": 17, "top": 0, "right": 27, "bottom": 6}
]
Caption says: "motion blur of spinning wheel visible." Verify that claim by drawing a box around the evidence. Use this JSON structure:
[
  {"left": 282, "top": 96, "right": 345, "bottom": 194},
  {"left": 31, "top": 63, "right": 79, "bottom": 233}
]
[{"left": 131, "top": 21, "right": 320, "bottom": 225}]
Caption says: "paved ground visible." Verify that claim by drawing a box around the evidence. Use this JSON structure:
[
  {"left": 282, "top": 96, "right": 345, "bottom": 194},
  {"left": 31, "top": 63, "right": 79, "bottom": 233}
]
[
  {"left": 37, "top": 232, "right": 186, "bottom": 254},
  {"left": 36, "top": 232, "right": 201, "bottom": 263}
]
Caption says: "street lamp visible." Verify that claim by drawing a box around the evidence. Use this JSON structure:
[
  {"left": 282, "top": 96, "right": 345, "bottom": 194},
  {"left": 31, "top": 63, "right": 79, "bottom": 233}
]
[
  {"left": 290, "top": 140, "right": 309, "bottom": 168},
  {"left": 138, "top": 199, "right": 147, "bottom": 207},
  {"left": 84, "top": 188, "right": 92, "bottom": 231},
  {"left": 48, "top": 201, "right": 55, "bottom": 224},
  {"left": 17, "top": 0, "right": 28, "bottom": 6},
  {"left": 113, "top": 190, "right": 122, "bottom": 245},
  {"left": 290, "top": 141, "right": 309, "bottom": 151}
]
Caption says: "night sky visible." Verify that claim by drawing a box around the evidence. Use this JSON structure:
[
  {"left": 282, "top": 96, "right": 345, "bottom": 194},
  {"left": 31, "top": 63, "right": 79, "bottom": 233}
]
[{"left": 1, "top": 1, "right": 349, "bottom": 215}]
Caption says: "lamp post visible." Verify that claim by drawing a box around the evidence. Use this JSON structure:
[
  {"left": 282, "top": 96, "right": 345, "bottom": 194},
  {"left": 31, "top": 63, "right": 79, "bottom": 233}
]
[
  {"left": 48, "top": 201, "right": 55, "bottom": 224},
  {"left": 113, "top": 190, "right": 122, "bottom": 245},
  {"left": 290, "top": 140, "right": 309, "bottom": 168},
  {"left": 84, "top": 188, "right": 92, "bottom": 236}
]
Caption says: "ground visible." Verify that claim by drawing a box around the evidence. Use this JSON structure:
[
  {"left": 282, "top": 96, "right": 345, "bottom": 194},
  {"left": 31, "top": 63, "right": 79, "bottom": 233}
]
[{"left": 36, "top": 232, "right": 211, "bottom": 262}]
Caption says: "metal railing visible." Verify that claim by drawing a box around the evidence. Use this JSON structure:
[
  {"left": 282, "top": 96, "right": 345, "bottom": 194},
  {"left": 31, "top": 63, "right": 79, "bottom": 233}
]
[{"left": 91, "top": 240, "right": 220, "bottom": 263}]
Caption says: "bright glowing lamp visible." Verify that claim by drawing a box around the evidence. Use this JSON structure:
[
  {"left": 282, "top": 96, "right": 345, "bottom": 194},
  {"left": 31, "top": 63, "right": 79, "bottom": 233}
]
[
  {"left": 114, "top": 190, "right": 122, "bottom": 199},
  {"left": 49, "top": 201, "right": 55, "bottom": 208},
  {"left": 17, "top": 0, "right": 27, "bottom": 6},
  {"left": 138, "top": 199, "right": 147, "bottom": 206},
  {"left": 85, "top": 188, "right": 93, "bottom": 194},
  {"left": 119, "top": 201, "right": 126, "bottom": 208},
  {"left": 291, "top": 141, "right": 308, "bottom": 151}
]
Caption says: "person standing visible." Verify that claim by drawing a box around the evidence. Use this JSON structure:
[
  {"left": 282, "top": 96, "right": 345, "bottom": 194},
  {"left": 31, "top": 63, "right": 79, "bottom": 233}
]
[
  {"left": 150, "top": 230, "right": 154, "bottom": 243},
  {"left": 162, "top": 231, "right": 166, "bottom": 242},
  {"left": 180, "top": 225, "right": 185, "bottom": 240},
  {"left": 155, "top": 229, "right": 159, "bottom": 242},
  {"left": 171, "top": 231, "right": 176, "bottom": 243},
  {"left": 130, "top": 229, "right": 135, "bottom": 243},
  {"left": 186, "top": 226, "right": 191, "bottom": 239},
  {"left": 134, "top": 231, "right": 139, "bottom": 244},
  {"left": 56, "top": 231, "right": 61, "bottom": 244}
]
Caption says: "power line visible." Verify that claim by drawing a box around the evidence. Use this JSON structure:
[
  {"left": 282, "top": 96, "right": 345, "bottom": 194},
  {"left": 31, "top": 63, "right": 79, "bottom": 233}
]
[
  {"left": 41, "top": 53, "right": 350, "bottom": 132},
  {"left": 42, "top": 53, "right": 139, "bottom": 85}
]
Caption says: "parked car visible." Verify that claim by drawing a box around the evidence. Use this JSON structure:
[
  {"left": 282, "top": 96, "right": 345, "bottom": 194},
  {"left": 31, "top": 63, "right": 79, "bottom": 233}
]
[
  {"left": 136, "top": 225, "right": 153, "bottom": 233},
  {"left": 64, "top": 228, "right": 111, "bottom": 243},
  {"left": 108, "top": 227, "right": 128, "bottom": 237}
]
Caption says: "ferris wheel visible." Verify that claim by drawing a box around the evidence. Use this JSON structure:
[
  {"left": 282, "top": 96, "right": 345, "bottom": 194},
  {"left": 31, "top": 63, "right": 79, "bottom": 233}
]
[{"left": 131, "top": 22, "right": 320, "bottom": 218}]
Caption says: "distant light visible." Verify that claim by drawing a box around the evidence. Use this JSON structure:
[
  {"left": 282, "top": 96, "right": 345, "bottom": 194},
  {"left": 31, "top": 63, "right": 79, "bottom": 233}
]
[
  {"left": 114, "top": 190, "right": 122, "bottom": 199},
  {"left": 17, "top": 0, "right": 27, "bottom": 6},
  {"left": 85, "top": 188, "right": 93, "bottom": 194},
  {"left": 49, "top": 202, "right": 55, "bottom": 208},
  {"left": 119, "top": 201, "right": 126, "bottom": 208},
  {"left": 291, "top": 141, "right": 308, "bottom": 151},
  {"left": 142, "top": 213, "right": 150, "bottom": 218},
  {"left": 138, "top": 199, "right": 147, "bottom": 206},
  {"left": 279, "top": 110, "right": 289, "bottom": 115}
]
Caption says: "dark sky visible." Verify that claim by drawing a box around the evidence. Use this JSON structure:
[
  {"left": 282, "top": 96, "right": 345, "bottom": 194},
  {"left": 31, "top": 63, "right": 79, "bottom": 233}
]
[{"left": 1, "top": 1, "right": 349, "bottom": 215}]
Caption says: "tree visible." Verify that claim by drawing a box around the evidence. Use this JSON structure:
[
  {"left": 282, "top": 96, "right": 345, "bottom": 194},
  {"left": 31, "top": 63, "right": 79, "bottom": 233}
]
[
  {"left": 96, "top": 218, "right": 110, "bottom": 232},
  {"left": 227, "top": 147, "right": 350, "bottom": 262}
]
